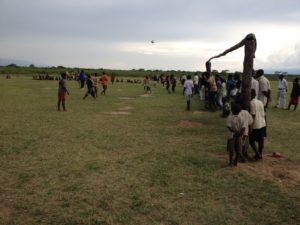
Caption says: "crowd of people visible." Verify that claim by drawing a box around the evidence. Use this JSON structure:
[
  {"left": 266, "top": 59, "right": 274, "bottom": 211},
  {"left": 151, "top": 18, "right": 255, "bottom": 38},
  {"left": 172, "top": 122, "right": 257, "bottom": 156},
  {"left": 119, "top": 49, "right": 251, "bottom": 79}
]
[{"left": 57, "top": 69, "right": 299, "bottom": 167}]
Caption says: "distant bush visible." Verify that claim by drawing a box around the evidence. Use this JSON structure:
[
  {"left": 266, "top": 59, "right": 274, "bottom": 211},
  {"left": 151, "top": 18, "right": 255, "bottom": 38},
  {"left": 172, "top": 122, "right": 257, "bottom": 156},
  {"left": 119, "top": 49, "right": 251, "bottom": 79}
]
[{"left": 7, "top": 63, "right": 18, "bottom": 67}]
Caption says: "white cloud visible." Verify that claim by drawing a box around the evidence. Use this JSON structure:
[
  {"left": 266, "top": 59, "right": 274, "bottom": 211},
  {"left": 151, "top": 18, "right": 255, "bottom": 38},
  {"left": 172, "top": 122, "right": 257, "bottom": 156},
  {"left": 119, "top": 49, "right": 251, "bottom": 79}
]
[{"left": 0, "top": 0, "right": 299, "bottom": 72}]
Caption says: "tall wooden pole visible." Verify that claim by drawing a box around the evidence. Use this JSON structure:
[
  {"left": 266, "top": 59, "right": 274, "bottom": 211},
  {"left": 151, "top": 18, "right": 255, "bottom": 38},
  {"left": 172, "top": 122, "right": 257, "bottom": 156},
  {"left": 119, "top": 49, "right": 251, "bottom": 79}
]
[
  {"left": 206, "top": 33, "right": 257, "bottom": 111},
  {"left": 242, "top": 36, "right": 256, "bottom": 110}
]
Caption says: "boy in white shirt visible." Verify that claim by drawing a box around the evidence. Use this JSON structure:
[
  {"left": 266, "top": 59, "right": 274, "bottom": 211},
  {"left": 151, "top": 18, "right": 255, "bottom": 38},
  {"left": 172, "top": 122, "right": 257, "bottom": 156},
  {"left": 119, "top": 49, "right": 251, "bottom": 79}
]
[
  {"left": 226, "top": 102, "right": 245, "bottom": 166},
  {"left": 183, "top": 75, "right": 194, "bottom": 111},
  {"left": 238, "top": 106, "right": 253, "bottom": 161},
  {"left": 249, "top": 89, "right": 266, "bottom": 159},
  {"left": 274, "top": 74, "right": 288, "bottom": 109}
]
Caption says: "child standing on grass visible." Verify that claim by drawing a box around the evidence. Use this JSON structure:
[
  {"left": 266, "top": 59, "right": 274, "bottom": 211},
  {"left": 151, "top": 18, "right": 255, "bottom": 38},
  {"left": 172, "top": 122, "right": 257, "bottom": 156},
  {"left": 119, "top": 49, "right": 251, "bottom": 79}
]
[
  {"left": 287, "top": 77, "right": 300, "bottom": 111},
  {"left": 57, "top": 72, "right": 69, "bottom": 111},
  {"left": 238, "top": 106, "right": 253, "bottom": 161},
  {"left": 249, "top": 89, "right": 266, "bottom": 160},
  {"left": 143, "top": 76, "right": 151, "bottom": 94},
  {"left": 226, "top": 102, "right": 245, "bottom": 166},
  {"left": 183, "top": 75, "right": 194, "bottom": 111}
]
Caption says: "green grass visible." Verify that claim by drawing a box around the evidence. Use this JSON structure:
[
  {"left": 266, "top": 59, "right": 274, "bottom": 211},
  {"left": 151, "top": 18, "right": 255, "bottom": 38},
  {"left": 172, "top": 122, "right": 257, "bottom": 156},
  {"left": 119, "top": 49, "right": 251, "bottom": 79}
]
[{"left": 0, "top": 76, "right": 300, "bottom": 225}]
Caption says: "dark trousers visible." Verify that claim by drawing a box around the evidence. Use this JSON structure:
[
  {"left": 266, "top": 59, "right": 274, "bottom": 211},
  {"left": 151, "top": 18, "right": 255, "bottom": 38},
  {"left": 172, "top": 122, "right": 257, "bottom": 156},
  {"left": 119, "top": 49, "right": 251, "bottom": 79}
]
[
  {"left": 80, "top": 80, "right": 85, "bottom": 88},
  {"left": 208, "top": 91, "right": 217, "bottom": 110},
  {"left": 172, "top": 85, "right": 176, "bottom": 92},
  {"left": 227, "top": 136, "right": 242, "bottom": 166}
]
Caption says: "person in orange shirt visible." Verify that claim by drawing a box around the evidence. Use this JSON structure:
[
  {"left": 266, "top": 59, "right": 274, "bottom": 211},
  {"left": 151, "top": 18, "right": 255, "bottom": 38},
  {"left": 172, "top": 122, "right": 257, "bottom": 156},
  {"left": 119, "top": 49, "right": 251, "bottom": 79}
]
[{"left": 100, "top": 71, "right": 109, "bottom": 96}]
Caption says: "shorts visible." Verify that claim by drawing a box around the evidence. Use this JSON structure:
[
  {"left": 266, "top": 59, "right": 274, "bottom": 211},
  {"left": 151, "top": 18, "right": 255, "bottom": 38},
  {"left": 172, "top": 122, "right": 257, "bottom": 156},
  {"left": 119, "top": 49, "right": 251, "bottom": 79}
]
[
  {"left": 250, "top": 127, "right": 265, "bottom": 142},
  {"left": 290, "top": 96, "right": 299, "bottom": 105},
  {"left": 242, "top": 135, "right": 249, "bottom": 150},
  {"left": 58, "top": 92, "right": 66, "bottom": 101},
  {"left": 87, "top": 88, "right": 94, "bottom": 94},
  {"left": 185, "top": 94, "right": 192, "bottom": 101}
]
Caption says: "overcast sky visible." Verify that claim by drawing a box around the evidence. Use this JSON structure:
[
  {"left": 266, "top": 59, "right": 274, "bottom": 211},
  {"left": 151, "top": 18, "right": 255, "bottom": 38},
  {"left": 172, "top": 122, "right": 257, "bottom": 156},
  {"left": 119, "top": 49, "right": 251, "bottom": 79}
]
[{"left": 0, "top": 0, "right": 300, "bottom": 73}]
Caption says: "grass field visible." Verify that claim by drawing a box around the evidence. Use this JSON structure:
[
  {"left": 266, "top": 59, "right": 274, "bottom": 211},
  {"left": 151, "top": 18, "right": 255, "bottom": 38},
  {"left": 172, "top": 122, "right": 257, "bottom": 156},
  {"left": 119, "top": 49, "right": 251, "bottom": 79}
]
[{"left": 0, "top": 76, "right": 300, "bottom": 225}]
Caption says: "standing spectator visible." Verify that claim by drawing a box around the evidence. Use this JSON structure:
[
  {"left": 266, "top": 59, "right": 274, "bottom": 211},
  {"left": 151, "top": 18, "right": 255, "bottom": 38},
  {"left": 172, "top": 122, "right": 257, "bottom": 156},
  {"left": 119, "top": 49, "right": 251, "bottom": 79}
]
[
  {"left": 233, "top": 72, "right": 242, "bottom": 95},
  {"left": 274, "top": 74, "right": 288, "bottom": 109},
  {"left": 256, "top": 69, "right": 271, "bottom": 108},
  {"left": 57, "top": 72, "right": 69, "bottom": 111},
  {"left": 111, "top": 73, "right": 116, "bottom": 85},
  {"left": 287, "top": 77, "right": 300, "bottom": 111},
  {"left": 183, "top": 75, "right": 194, "bottom": 111},
  {"left": 215, "top": 75, "right": 222, "bottom": 109},
  {"left": 238, "top": 105, "right": 253, "bottom": 161},
  {"left": 199, "top": 73, "right": 206, "bottom": 101},
  {"left": 205, "top": 72, "right": 218, "bottom": 111},
  {"left": 256, "top": 69, "right": 271, "bottom": 138},
  {"left": 218, "top": 78, "right": 227, "bottom": 109},
  {"left": 193, "top": 73, "right": 199, "bottom": 94},
  {"left": 251, "top": 70, "right": 259, "bottom": 99},
  {"left": 226, "top": 74, "right": 236, "bottom": 97},
  {"left": 226, "top": 102, "right": 245, "bottom": 166},
  {"left": 79, "top": 70, "right": 85, "bottom": 89},
  {"left": 143, "top": 76, "right": 151, "bottom": 94},
  {"left": 100, "top": 71, "right": 109, "bottom": 96},
  {"left": 249, "top": 89, "right": 266, "bottom": 160}
]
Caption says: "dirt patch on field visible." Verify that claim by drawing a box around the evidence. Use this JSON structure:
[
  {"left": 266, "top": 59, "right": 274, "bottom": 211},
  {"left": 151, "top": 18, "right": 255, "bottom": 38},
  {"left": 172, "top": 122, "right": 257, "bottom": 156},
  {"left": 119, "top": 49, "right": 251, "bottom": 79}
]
[
  {"left": 119, "top": 97, "right": 134, "bottom": 100},
  {"left": 211, "top": 153, "right": 300, "bottom": 190},
  {"left": 140, "top": 94, "right": 153, "bottom": 97},
  {"left": 177, "top": 120, "right": 203, "bottom": 128},
  {"left": 109, "top": 112, "right": 131, "bottom": 115},
  {"left": 103, "top": 105, "right": 133, "bottom": 115},
  {"left": 0, "top": 205, "right": 12, "bottom": 224},
  {"left": 118, "top": 106, "right": 134, "bottom": 111}
]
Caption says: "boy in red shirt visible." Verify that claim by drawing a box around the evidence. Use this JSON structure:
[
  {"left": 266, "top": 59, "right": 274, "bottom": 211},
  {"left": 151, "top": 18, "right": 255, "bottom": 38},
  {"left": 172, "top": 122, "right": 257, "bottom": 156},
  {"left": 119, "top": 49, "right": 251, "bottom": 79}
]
[{"left": 100, "top": 71, "right": 109, "bottom": 96}]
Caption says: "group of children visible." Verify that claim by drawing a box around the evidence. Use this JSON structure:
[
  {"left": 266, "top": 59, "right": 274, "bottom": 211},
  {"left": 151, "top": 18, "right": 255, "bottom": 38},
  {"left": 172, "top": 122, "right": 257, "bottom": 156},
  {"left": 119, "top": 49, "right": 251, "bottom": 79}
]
[
  {"left": 226, "top": 90, "right": 265, "bottom": 166},
  {"left": 83, "top": 72, "right": 109, "bottom": 99},
  {"left": 57, "top": 71, "right": 110, "bottom": 111}
]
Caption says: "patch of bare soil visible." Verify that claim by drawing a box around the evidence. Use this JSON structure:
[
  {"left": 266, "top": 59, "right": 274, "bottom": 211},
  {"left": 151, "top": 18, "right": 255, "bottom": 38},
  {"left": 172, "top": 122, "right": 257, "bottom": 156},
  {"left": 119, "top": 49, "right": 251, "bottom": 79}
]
[
  {"left": 119, "top": 106, "right": 134, "bottom": 111},
  {"left": 103, "top": 105, "right": 133, "bottom": 115},
  {"left": 109, "top": 112, "right": 131, "bottom": 115},
  {"left": 140, "top": 94, "right": 153, "bottom": 97},
  {"left": 177, "top": 120, "right": 203, "bottom": 128},
  {"left": 0, "top": 205, "right": 12, "bottom": 224},
  {"left": 119, "top": 97, "right": 134, "bottom": 100},
  {"left": 211, "top": 153, "right": 300, "bottom": 190}
]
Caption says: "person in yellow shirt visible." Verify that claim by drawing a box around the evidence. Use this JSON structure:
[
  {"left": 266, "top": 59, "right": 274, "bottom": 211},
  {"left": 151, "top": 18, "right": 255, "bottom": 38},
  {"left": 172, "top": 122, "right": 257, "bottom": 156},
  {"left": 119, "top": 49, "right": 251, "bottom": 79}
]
[{"left": 205, "top": 72, "right": 218, "bottom": 111}]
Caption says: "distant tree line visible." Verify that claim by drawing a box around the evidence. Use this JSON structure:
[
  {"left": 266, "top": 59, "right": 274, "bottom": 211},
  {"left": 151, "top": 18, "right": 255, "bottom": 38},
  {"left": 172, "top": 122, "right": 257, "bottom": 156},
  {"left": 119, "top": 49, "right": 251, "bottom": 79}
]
[{"left": 0, "top": 65, "right": 298, "bottom": 81}]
